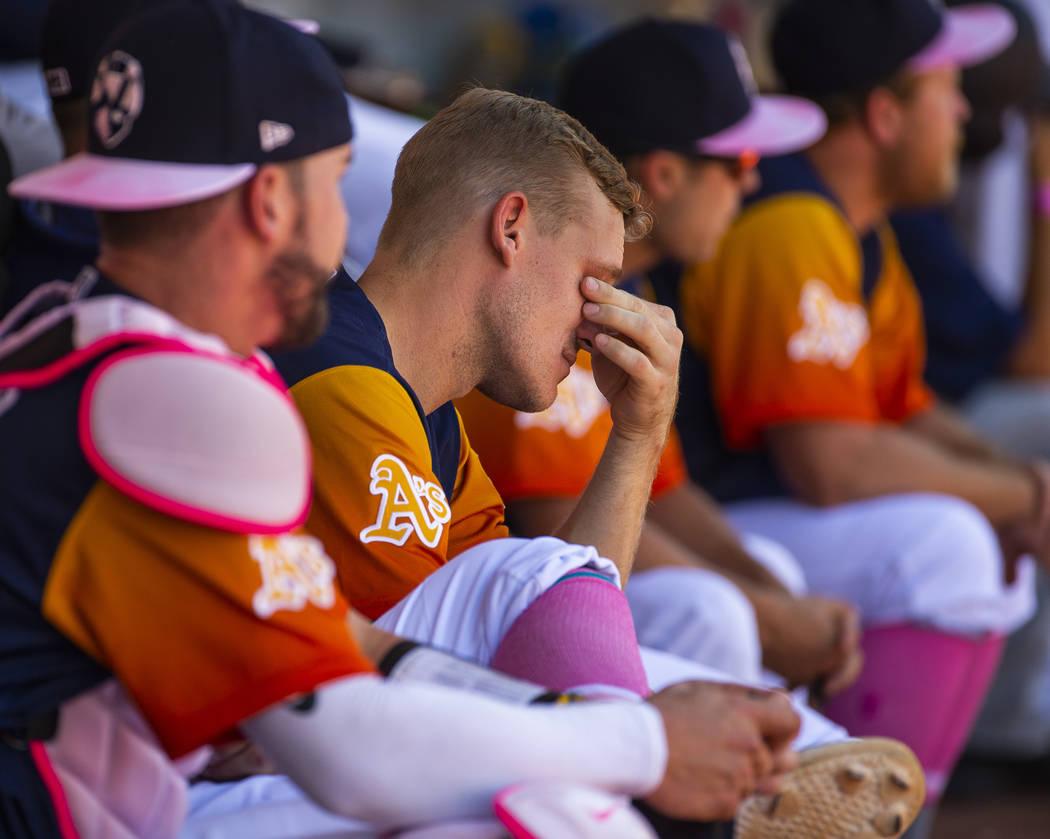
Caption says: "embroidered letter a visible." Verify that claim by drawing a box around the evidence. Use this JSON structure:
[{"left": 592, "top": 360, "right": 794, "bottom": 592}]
[{"left": 360, "top": 454, "right": 452, "bottom": 548}]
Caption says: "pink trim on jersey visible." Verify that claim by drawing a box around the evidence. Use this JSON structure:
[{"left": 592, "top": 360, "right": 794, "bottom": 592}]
[
  {"left": 77, "top": 345, "right": 311, "bottom": 536},
  {"left": 494, "top": 786, "right": 538, "bottom": 839},
  {"left": 28, "top": 741, "right": 82, "bottom": 839},
  {"left": 0, "top": 332, "right": 191, "bottom": 390}
]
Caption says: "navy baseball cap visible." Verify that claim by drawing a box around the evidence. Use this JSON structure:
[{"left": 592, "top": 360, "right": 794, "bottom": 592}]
[
  {"left": 40, "top": 0, "right": 148, "bottom": 103},
  {"left": 10, "top": 0, "right": 351, "bottom": 210},
  {"left": 560, "top": 18, "right": 826, "bottom": 160},
  {"left": 773, "top": 0, "right": 1016, "bottom": 100}
]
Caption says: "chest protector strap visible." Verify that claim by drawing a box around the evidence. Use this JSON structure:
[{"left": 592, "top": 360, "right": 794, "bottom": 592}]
[{"left": 0, "top": 275, "right": 311, "bottom": 533}]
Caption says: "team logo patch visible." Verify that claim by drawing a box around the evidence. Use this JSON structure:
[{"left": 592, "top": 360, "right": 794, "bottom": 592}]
[
  {"left": 360, "top": 454, "right": 452, "bottom": 548},
  {"left": 249, "top": 534, "right": 336, "bottom": 619},
  {"left": 90, "top": 51, "right": 144, "bottom": 149},
  {"left": 259, "top": 120, "right": 295, "bottom": 153},
  {"left": 515, "top": 365, "right": 608, "bottom": 438},
  {"left": 787, "top": 279, "right": 870, "bottom": 369}
]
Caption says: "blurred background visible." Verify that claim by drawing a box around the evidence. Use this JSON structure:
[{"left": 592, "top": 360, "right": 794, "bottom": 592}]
[{"left": 0, "top": 0, "right": 782, "bottom": 119}]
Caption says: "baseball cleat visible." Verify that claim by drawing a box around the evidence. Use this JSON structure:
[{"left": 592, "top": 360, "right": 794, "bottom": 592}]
[{"left": 734, "top": 738, "right": 924, "bottom": 839}]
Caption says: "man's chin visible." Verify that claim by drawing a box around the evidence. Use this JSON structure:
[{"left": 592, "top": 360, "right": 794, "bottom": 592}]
[
  {"left": 476, "top": 378, "right": 554, "bottom": 414},
  {"left": 264, "top": 301, "right": 330, "bottom": 351}
]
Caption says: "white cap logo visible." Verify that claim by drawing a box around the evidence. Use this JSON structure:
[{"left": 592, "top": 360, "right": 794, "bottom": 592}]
[
  {"left": 728, "top": 36, "right": 758, "bottom": 98},
  {"left": 45, "top": 67, "right": 72, "bottom": 98},
  {"left": 90, "top": 51, "right": 144, "bottom": 150},
  {"left": 260, "top": 120, "right": 295, "bottom": 153}
]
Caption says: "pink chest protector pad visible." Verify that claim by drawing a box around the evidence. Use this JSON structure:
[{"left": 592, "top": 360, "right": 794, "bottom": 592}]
[{"left": 0, "top": 288, "right": 312, "bottom": 534}]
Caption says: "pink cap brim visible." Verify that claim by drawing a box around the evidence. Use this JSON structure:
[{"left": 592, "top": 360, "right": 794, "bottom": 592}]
[
  {"left": 8, "top": 153, "right": 257, "bottom": 210},
  {"left": 908, "top": 4, "right": 1016, "bottom": 73},
  {"left": 696, "top": 94, "right": 827, "bottom": 157}
]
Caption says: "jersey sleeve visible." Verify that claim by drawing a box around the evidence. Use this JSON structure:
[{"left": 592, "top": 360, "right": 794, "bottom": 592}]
[
  {"left": 681, "top": 195, "right": 882, "bottom": 449},
  {"left": 291, "top": 365, "right": 460, "bottom": 619},
  {"left": 42, "top": 482, "right": 373, "bottom": 759},
  {"left": 446, "top": 410, "right": 510, "bottom": 559},
  {"left": 455, "top": 356, "right": 612, "bottom": 501}
]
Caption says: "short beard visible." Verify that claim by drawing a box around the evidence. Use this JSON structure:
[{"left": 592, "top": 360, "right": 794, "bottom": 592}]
[{"left": 264, "top": 244, "right": 333, "bottom": 349}]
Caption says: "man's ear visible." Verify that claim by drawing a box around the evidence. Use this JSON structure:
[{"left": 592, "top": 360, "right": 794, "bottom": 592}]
[
  {"left": 243, "top": 163, "right": 295, "bottom": 245},
  {"left": 865, "top": 86, "right": 905, "bottom": 147},
  {"left": 490, "top": 191, "right": 528, "bottom": 268},
  {"left": 635, "top": 150, "right": 686, "bottom": 203}
]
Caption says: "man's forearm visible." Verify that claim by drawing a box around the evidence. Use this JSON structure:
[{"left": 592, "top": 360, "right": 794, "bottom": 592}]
[
  {"left": 906, "top": 404, "right": 1010, "bottom": 464},
  {"left": 771, "top": 422, "right": 1037, "bottom": 526},
  {"left": 555, "top": 429, "right": 665, "bottom": 584}
]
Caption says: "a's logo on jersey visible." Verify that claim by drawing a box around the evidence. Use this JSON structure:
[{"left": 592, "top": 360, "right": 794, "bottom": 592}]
[
  {"left": 90, "top": 51, "right": 144, "bottom": 149},
  {"left": 360, "top": 454, "right": 452, "bottom": 548},
  {"left": 249, "top": 534, "right": 337, "bottom": 619},
  {"left": 787, "top": 279, "right": 870, "bottom": 369},
  {"left": 515, "top": 365, "right": 608, "bottom": 438}
]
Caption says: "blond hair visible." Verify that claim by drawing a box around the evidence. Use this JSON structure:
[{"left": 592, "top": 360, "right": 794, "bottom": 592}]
[{"left": 378, "top": 87, "right": 651, "bottom": 265}]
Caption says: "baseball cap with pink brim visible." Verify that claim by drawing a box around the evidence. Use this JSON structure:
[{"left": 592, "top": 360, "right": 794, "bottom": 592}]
[
  {"left": 908, "top": 4, "right": 1017, "bottom": 72},
  {"left": 560, "top": 19, "right": 827, "bottom": 163},
  {"left": 773, "top": 0, "right": 1016, "bottom": 101},
  {"left": 10, "top": 0, "right": 351, "bottom": 211}
]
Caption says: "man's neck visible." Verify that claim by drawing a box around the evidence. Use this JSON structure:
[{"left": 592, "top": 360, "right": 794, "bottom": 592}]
[
  {"left": 358, "top": 252, "right": 477, "bottom": 415},
  {"left": 96, "top": 242, "right": 257, "bottom": 356},
  {"left": 804, "top": 131, "right": 890, "bottom": 236}
]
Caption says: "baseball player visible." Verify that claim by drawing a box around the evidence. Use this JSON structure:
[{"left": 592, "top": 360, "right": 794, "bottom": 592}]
[
  {"left": 456, "top": 18, "right": 863, "bottom": 694},
  {"left": 676, "top": 0, "right": 1036, "bottom": 824}
]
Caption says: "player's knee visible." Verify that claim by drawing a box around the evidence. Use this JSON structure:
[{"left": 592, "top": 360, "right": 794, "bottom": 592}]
[
  {"left": 916, "top": 495, "right": 1001, "bottom": 583},
  {"left": 898, "top": 491, "right": 1003, "bottom": 604},
  {"left": 630, "top": 568, "right": 761, "bottom": 680},
  {"left": 739, "top": 533, "right": 807, "bottom": 595}
]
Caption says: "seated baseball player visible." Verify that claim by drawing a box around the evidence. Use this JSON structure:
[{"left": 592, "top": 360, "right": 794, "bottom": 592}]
[
  {"left": 675, "top": 0, "right": 1037, "bottom": 825},
  {"left": 0, "top": 2, "right": 838, "bottom": 837},
  {"left": 457, "top": 18, "right": 863, "bottom": 694}
]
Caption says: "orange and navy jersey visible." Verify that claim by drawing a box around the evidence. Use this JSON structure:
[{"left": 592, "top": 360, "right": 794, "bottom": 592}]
[
  {"left": 0, "top": 278, "right": 373, "bottom": 761},
  {"left": 273, "top": 271, "right": 508, "bottom": 620},
  {"left": 457, "top": 349, "right": 687, "bottom": 503},
  {"left": 674, "top": 153, "right": 934, "bottom": 501}
]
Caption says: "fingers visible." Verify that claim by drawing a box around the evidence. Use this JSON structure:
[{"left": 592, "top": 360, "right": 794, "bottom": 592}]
[
  {"left": 745, "top": 689, "right": 801, "bottom": 748},
  {"left": 823, "top": 648, "right": 865, "bottom": 698},
  {"left": 835, "top": 603, "right": 861, "bottom": 655},
  {"left": 580, "top": 277, "right": 681, "bottom": 354}
]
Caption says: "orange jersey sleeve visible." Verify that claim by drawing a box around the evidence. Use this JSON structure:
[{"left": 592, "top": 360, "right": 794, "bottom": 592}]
[
  {"left": 681, "top": 194, "right": 931, "bottom": 449},
  {"left": 42, "top": 482, "right": 372, "bottom": 759},
  {"left": 291, "top": 365, "right": 506, "bottom": 619},
  {"left": 457, "top": 352, "right": 686, "bottom": 503}
]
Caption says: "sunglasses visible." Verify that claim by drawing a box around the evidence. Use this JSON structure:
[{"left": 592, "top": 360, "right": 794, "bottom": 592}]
[{"left": 693, "top": 148, "right": 761, "bottom": 179}]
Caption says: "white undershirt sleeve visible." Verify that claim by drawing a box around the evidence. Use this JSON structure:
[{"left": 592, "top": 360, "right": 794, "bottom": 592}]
[{"left": 241, "top": 674, "right": 667, "bottom": 829}]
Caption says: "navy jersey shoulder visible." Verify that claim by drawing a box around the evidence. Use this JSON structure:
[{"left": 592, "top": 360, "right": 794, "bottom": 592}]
[
  {"left": 892, "top": 207, "right": 1021, "bottom": 401},
  {"left": 648, "top": 261, "right": 786, "bottom": 503},
  {"left": 752, "top": 154, "right": 883, "bottom": 300},
  {"left": 3, "top": 200, "right": 99, "bottom": 316},
  {"left": 272, "top": 269, "right": 462, "bottom": 499},
  {"left": 0, "top": 282, "right": 131, "bottom": 728}
]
